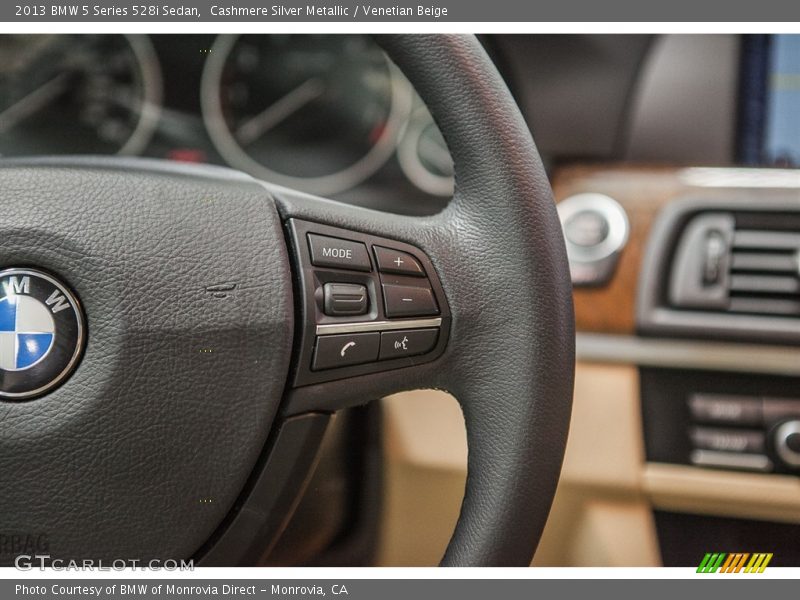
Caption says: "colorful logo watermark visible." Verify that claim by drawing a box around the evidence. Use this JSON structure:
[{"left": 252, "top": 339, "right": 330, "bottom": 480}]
[{"left": 697, "top": 553, "right": 773, "bottom": 573}]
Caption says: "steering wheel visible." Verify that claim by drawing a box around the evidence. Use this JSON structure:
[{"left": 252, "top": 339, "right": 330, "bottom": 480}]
[{"left": 0, "top": 35, "right": 574, "bottom": 567}]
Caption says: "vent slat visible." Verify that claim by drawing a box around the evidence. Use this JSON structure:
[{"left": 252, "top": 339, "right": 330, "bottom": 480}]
[
  {"left": 733, "top": 230, "right": 800, "bottom": 250},
  {"left": 731, "top": 252, "right": 798, "bottom": 272},
  {"left": 726, "top": 225, "right": 800, "bottom": 316},
  {"left": 729, "top": 297, "right": 800, "bottom": 316},
  {"left": 670, "top": 213, "right": 800, "bottom": 318},
  {"left": 729, "top": 274, "right": 800, "bottom": 294}
]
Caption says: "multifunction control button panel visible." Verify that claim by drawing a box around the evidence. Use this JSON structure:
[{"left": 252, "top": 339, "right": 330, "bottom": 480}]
[
  {"left": 287, "top": 219, "right": 451, "bottom": 386},
  {"left": 641, "top": 369, "right": 800, "bottom": 475}
]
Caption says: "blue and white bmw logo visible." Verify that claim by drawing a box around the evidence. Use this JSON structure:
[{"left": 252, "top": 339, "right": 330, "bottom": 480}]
[{"left": 0, "top": 268, "right": 85, "bottom": 400}]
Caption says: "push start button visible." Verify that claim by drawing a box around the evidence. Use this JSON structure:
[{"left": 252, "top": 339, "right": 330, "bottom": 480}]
[{"left": 563, "top": 210, "right": 609, "bottom": 247}]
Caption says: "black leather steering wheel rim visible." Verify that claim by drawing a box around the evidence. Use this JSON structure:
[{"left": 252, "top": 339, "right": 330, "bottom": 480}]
[
  {"left": 275, "top": 34, "right": 576, "bottom": 566},
  {"left": 0, "top": 34, "right": 574, "bottom": 568}
]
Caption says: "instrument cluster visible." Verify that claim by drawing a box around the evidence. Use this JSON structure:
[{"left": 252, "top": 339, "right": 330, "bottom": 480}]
[{"left": 0, "top": 34, "right": 454, "bottom": 213}]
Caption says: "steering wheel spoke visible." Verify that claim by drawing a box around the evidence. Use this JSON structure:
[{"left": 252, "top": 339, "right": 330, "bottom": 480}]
[{"left": 267, "top": 185, "right": 451, "bottom": 415}]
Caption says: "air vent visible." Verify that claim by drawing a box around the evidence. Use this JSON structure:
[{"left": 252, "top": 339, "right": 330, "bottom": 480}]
[
  {"left": 669, "top": 212, "right": 800, "bottom": 317},
  {"left": 667, "top": 212, "right": 734, "bottom": 311},
  {"left": 729, "top": 229, "right": 800, "bottom": 316},
  {"left": 638, "top": 196, "right": 800, "bottom": 344}
]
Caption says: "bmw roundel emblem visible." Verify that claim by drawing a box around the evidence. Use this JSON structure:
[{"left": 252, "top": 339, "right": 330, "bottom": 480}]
[{"left": 0, "top": 268, "right": 85, "bottom": 400}]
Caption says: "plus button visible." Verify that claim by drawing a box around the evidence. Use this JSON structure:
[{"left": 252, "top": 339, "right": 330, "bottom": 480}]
[{"left": 374, "top": 245, "right": 426, "bottom": 277}]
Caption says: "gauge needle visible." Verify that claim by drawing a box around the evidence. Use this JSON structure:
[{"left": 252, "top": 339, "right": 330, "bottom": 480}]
[
  {"left": 235, "top": 78, "right": 325, "bottom": 146},
  {"left": 0, "top": 73, "right": 70, "bottom": 134}
]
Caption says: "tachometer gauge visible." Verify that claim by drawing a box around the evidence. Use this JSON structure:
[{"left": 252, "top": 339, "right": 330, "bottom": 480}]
[
  {"left": 397, "top": 107, "right": 454, "bottom": 197},
  {"left": 201, "top": 35, "right": 412, "bottom": 196},
  {"left": 0, "top": 35, "right": 162, "bottom": 156}
]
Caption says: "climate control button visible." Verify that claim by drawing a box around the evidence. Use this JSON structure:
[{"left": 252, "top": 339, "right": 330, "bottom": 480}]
[{"left": 774, "top": 420, "right": 800, "bottom": 469}]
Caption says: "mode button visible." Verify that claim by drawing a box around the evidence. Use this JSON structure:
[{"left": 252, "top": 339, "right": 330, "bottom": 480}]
[{"left": 308, "top": 233, "right": 371, "bottom": 272}]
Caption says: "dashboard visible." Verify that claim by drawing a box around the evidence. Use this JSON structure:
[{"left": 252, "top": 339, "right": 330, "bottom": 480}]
[
  {"left": 0, "top": 33, "right": 748, "bottom": 215},
  {"left": 0, "top": 34, "right": 454, "bottom": 215}
]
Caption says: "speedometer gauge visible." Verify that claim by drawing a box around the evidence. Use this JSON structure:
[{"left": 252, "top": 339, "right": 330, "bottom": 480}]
[
  {"left": 201, "top": 35, "right": 413, "bottom": 196},
  {"left": 397, "top": 107, "right": 455, "bottom": 197},
  {"left": 0, "top": 35, "right": 162, "bottom": 156}
]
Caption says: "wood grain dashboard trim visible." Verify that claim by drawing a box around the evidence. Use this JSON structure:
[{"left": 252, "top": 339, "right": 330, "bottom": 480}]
[{"left": 552, "top": 165, "right": 778, "bottom": 334}]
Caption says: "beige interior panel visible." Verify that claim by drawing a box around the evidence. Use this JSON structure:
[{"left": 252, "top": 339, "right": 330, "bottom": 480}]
[
  {"left": 377, "top": 363, "right": 660, "bottom": 566},
  {"left": 378, "top": 390, "right": 465, "bottom": 566},
  {"left": 377, "top": 455, "right": 465, "bottom": 566},
  {"left": 558, "top": 363, "right": 643, "bottom": 491},
  {"left": 534, "top": 362, "right": 660, "bottom": 566},
  {"left": 382, "top": 389, "right": 468, "bottom": 472},
  {"left": 534, "top": 495, "right": 660, "bottom": 566},
  {"left": 644, "top": 463, "right": 800, "bottom": 524},
  {"left": 377, "top": 360, "right": 800, "bottom": 565}
]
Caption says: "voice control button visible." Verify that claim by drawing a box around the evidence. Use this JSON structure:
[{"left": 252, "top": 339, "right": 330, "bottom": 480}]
[{"left": 379, "top": 329, "right": 439, "bottom": 361}]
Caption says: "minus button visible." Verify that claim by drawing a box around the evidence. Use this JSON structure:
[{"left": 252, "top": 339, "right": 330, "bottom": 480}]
[{"left": 382, "top": 283, "right": 439, "bottom": 318}]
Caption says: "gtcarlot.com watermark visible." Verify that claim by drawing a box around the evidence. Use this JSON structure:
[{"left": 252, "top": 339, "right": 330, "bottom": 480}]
[{"left": 14, "top": 555, "right": 194, "bottom": 571}]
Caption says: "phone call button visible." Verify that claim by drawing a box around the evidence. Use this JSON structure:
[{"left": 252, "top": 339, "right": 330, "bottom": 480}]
[{"left": 312, "top": 332, "right": 380, "bottom": 371}]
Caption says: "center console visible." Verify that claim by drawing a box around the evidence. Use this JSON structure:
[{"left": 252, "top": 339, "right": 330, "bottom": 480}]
[
  {"left": 553, "top": 161, "right": 800, "bottom": 567},
  {"left": 641, "top": 368, "right": 800, "bottom": 475}
]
